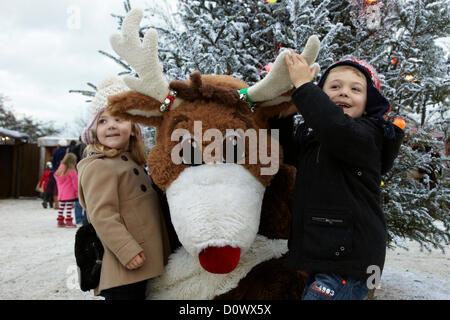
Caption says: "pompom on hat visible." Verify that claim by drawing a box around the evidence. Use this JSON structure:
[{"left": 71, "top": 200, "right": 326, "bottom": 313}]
[
  {"left": 82, "top": 76, "right": 144, "bottom": 145},
  {"left": 317, "top": 57, "right": 395, "bottom": 139}
]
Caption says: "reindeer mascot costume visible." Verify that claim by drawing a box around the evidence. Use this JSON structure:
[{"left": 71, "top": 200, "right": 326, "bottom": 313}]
[{"left": 106, "top": 9, "right": 320, "bottom": 299}]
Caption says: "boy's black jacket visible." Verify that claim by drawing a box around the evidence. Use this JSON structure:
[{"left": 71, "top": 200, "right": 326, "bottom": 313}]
[{"left": 271, "top": 82, "right": 404, "bottom": 281}]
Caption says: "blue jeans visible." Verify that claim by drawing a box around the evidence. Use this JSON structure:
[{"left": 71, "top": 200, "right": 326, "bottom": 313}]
[
  {"left": 74, "top": 200, "right": 87, "bottom": 225},
  {"left": 302, "top": 273, "right": 369, "bottom": 300}
]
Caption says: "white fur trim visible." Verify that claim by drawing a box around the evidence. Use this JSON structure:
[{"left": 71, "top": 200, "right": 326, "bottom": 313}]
[
  {"left": 165, "top": 164, "right": 265, "bottom": 257},
  {"left": 146, "top": 235, "right": 288, "bottom": 300}
]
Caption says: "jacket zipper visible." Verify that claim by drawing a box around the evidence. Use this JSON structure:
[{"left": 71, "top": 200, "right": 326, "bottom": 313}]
[{"left": 311, "top": 217, "right": 344, "bottom": 225}]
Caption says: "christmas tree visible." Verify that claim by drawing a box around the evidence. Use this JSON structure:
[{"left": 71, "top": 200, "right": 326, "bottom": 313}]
[
  {"left": 162, "top": 0, "right": 449, "bottom": 251},
  {"left": 72, "top": 0, "right": 449, "bottom": 251}
]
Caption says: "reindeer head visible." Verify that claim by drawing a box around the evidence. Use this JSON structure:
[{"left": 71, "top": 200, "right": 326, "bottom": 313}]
[{"left": 107, "top": 9, "right": 320, "bottom": 274}]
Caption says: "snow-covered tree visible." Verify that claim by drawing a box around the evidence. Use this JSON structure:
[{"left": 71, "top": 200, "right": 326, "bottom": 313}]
[
  {"left": 71, "top": 0, "right": 449, "bottom": 250},
  {"left": 363, "top": 0, "right": 449, "bottom": 251},
  {"left": 0, "top": 94, "right": 60, "bottom": 142},
  {"left": 138, "top": 0, "right": 344, "bottom": 83},
  {"left": 168, "top": 0, "right": 449, "bottom": 250}
]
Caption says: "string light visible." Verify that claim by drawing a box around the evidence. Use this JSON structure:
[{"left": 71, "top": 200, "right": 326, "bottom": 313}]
[{"left": 405, "top": 74, "right": 419, "bottom": 82}]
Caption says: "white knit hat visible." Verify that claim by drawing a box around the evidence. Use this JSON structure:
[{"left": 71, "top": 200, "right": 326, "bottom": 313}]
[
  {"left": 58, "top": 139, "right": 69, "bottom": 146},
  {"left": 82, "top": 76, "right": 144, "bottom": 145}
]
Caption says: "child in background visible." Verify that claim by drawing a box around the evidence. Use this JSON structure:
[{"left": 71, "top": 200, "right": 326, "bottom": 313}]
[
  {"left": 77, "top": 77, "right": 170, "bottom": 300},
  {"left": 54, "top": 153, "right": 78, "bottom": 228},
  {"left": 38, "top": 162, "right": 52, "bottom": 209},
  {"left": 276, "top": 52, "right": 404, "bottom": 300}
]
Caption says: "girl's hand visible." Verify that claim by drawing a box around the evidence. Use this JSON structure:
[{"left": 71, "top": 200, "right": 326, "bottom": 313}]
[
  {"left": 285, "top": 49, "right": 318, "bottom": 88},
  {"left": 126, "top": 252, "right": 146, "bottom": 270}
]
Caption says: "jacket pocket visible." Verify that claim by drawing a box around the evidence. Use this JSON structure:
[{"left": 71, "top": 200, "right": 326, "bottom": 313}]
[{"left": 302, "top": 208, "right": 353, "bottom": 260}]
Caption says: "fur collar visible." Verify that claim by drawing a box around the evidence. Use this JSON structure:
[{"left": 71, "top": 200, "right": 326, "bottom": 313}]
[{"left": 146, "top": 235, "right": 288, "bottom": 299}]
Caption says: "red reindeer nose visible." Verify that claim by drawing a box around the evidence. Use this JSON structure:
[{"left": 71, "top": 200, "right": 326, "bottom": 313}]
[{"left": 199, "top": 246, "right": 241, "bottom": 274}]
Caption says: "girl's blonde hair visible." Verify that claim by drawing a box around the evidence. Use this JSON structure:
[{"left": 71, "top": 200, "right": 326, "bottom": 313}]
[
  {"left": 83, "top": 123, "right": 147, "bottom": 165},
  {"left": 56, "top": 153, "right": 77, "bottom": 176}
]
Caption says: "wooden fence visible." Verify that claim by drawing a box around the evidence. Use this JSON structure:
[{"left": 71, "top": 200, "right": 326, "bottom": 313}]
[{"left": 0, "top": 142, "right": 40, "bottom": 198}]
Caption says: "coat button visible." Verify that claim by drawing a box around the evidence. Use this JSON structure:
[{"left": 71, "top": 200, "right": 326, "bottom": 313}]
[
  {"left": 340, "top": 246, "right": 345, "bottom": 251},
  {"left": 121, "top": 155, "right": 128, "bottom": 161},
  {"left": 133, "top": 168, "right": 139, "bottom": 175},
  {"left": 140, "top": 185, "right": 147, "bottom": 192},
  {"left": 335, "top": 252, "right": 340, "bottom": 256},
  {"left": 357, "top": 171, "right": 362, "bottom": 176}
]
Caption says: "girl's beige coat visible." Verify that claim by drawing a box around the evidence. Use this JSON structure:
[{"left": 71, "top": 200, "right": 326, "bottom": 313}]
[{"left": 77, "top": 152, "right": 170, "bottom": 295}]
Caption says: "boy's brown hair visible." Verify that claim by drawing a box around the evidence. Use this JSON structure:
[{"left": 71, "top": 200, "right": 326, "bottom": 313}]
[{"left": 327, "top": 65, "right": 367, "bottom": 83}]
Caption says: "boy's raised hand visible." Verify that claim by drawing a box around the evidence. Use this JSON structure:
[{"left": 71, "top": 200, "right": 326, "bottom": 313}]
[{"left": 285, "top": 49, "right": 319, "bottom": 88}]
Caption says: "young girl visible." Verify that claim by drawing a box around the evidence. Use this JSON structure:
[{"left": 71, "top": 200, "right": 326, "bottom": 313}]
[
  {"left": 54, "top": 153, "right": 78, "bottom": 227},
  {"left": 77, "top": 77, "right": 170, "bottom": 300},
  {"left": 38, "top": 161, "right": 52, "bottom": 209}
]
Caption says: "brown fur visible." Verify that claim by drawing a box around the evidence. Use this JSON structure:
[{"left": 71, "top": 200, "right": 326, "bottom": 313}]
[
  {"left": 170, "top": 72, "right": 250, "bottom": 112},
  {"left": 106, "top": 72, "right": 307, "bottom": 299},
  {"left": 108, "top": 90, "right": 163, "bottom": 127},
  {"left": 258, "top": 163, "right": 296, "bottom": 239},
  {"left": 109, "top": 74, "right": 286, "bottom": 191},
  {"left": 214, "top": 258, "right": 306, "bottom": 300}
]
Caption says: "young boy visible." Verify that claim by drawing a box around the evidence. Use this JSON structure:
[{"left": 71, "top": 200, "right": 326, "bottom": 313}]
[{"left": 275, "top": 51, "right": 404, "bottom": 300}]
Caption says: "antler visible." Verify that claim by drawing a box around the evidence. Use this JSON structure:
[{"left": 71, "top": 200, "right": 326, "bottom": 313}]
[
  {"left": 247, "top": 35, "right": 320, "bottom": 106},
  {"left": 109, "top": 8, "right": 182, "bottom": 111}
]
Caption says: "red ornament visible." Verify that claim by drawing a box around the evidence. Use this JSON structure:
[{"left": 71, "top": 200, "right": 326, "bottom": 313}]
[
  {"left": 391, "top": 58, "right": 398, "bottom": 64},
  {"left": 264, "top": 63, "right": 274, "bottom": 72}
]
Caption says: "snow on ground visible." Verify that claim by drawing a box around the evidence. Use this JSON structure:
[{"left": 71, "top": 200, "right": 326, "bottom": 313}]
[{"left": 0, "top": 198, "right": 449, "bottom": 300}]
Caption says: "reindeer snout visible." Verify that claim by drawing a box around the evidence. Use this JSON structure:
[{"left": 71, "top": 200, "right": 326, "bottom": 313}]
[
  {"left": 199, "top": 246, "right": 241, "bottom": 274},
  {"left": 166, "top": 164, "right": 266, "bottom": 273}
]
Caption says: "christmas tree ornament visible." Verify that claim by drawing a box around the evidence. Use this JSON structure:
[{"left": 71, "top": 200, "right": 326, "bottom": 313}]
[
  {"left": 349, "top": 0, "right": 384, "bottom": 33},
  {"left": 393, "top": 118, "right": 406, "bottom": 130},
  {"left": 264, "top": 62, "right": 273, "bottom": 72},
  {"left": 365, "top": 0, "right": 378, "bottom": 5},
  {"left": 366, "top": 1, "right": 382, "bottom": 31},
  {"left": 405, "top": 74, "right": 419, "bottom": 83}
]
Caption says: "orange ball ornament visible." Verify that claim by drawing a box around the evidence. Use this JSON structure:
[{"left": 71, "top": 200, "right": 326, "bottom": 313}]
[
  {"left": 393, "top": 118, "right": 406, "bottom": 130},
  {"left": 264, "top": 63, "right": 273, "bottom": 72}
]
